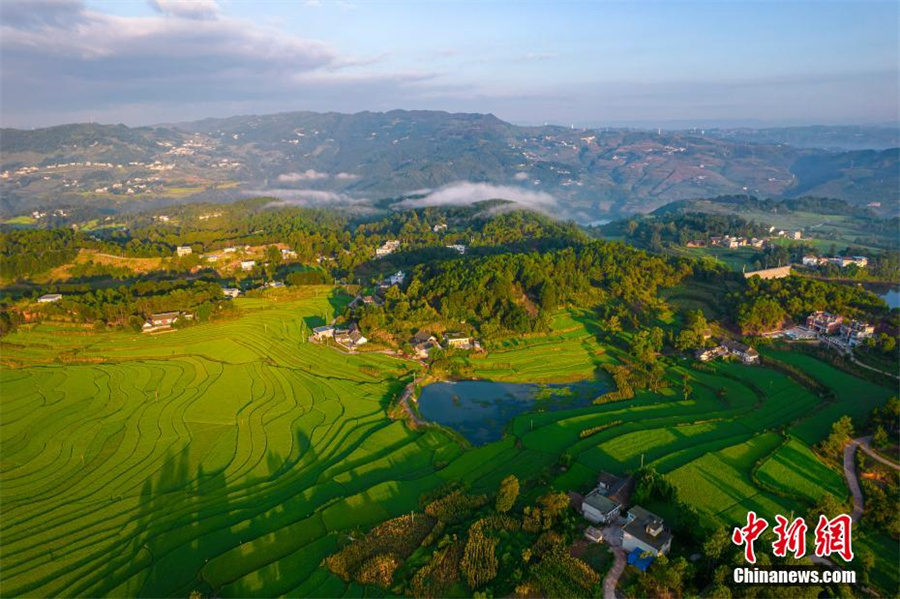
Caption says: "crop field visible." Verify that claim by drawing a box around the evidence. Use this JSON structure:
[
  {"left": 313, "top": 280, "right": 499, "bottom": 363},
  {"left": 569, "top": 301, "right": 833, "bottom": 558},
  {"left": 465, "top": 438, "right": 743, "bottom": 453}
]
[
  {"left": 465, "top": 310, "right": 614, "bottom": 383},
  {"left": 1, "top": 295, "right": 896, "bottom": 596}
]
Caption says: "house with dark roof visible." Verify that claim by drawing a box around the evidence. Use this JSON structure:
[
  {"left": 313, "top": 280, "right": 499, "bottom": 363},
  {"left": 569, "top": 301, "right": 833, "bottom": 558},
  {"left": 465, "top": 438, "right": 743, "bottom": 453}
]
[
  {"left": 721, "top": 339, "right": 759, "bottom": 365},
  {"left": 622, "top": 506, "right": 672, "bottom": 556}
]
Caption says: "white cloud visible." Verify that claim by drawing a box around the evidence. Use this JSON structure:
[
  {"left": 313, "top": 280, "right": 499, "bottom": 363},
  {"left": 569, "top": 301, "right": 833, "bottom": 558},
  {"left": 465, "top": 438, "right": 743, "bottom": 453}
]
[
  {"left": 513, "top": 172, "right": 529, "bottom": 180},
  {"left": 148, "top": 0, "right": 221, "bottom": 20},
  {"left": 397, "top": 182, "right": 557, "bottom": 212},
  {"left": 335, "top": 172, "right": 359, "bottom": 180},
  {"left": 278, "top": 169, "right": 330, "bottom": 182}
]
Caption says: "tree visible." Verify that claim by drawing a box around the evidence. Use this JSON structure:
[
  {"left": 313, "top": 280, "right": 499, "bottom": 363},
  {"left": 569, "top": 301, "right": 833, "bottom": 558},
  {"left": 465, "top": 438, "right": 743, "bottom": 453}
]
[
  {"left": 873, "top": 426, "right": 889, "bottom": 449},
  {"left": 461, "top": 529, "right": 498, "bottom": 588},
  {"left": 495, "top": 475, "right": 519, "bottom": 513},
  {"left": 682, "top": 375, "right": 693, "bottom": 401},
  {"left": 819, "top": 415, "right": 854, "bottom": 460}
]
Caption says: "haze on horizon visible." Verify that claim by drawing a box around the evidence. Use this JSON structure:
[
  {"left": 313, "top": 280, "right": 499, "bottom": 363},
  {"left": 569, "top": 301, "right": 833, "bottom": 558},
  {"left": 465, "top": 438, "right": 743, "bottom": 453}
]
[{"left": 1, "top": 0, "right": 898, "bottom": 129}]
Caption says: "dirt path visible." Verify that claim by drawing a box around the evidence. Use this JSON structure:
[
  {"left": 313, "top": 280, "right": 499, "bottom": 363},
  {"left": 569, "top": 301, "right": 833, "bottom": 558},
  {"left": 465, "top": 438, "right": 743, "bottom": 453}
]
[
  {"left": 397, "top": 380, "right": 425, "bottom": 427},
  {"left": 843, "top": 438, "right": 865, "bottom": 523},
  {"left": 850, "top": 356, "right": 900, "bottom": 380},
  {"left": 603, "top": 548, "right": 626, "bottom": 599},
  {"left": 853, "top": 435, "right": 900, "bottom": 471}
]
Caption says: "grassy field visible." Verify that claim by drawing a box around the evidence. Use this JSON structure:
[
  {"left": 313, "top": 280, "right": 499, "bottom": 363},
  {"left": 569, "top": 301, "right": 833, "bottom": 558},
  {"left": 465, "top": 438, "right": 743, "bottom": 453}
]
[{"left": 1, "top": 294, "right": 896, "bottom": 597}]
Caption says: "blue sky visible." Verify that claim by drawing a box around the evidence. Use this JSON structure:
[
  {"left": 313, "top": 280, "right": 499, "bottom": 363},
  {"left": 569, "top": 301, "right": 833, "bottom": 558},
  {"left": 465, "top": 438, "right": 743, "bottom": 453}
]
[{"left": 2, "top": 0, "right": 897, "bottom": 127}]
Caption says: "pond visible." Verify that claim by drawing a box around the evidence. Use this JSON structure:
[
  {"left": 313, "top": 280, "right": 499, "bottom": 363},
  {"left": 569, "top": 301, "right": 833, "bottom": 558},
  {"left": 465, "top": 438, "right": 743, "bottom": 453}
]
[
  {"left": 878, "top": 286, "right": 899, "bottom": 310},
  {"left": 417, "top": 377, "right": 611, "bottom": 446}
]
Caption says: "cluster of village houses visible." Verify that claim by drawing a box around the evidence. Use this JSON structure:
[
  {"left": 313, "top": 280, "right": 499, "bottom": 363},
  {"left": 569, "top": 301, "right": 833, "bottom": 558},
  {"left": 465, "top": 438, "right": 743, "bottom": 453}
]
[
  {"left": 695, "top": 338, "right": 760, "bottom": 365},
  {"left": 801, "top": 255, "right": 869, "bottom": 268},
  {"left": 688, "top": 235, "right": 770, "bottom": 249},
  {"left": 804, "top": 311, "right": 875, "bottom": 348},
  {"left": 577, "top": 472, "right": 673, "bottom": 571},
  {"left": 310, "top": 323, "right": 369, "bottom": 350},
  {"left": 687, "top": 227, "right": 804, "bottom": 250}
]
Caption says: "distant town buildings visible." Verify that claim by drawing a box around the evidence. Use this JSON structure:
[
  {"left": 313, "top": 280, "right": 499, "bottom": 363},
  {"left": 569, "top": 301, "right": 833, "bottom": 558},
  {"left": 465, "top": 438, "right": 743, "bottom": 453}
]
[
  {"left": 240, "top": 260, "right": 256, "bottom": 271},
  {"left": 222, "top": 287, "right": 241, "bottom": 299},
  {"left": 281, "top": 248, "right": 297, "bottom": 259},
  {"left": 37, "top": 293, "right": 63, "bottom": 303},
  {"left": 176, "top": 246, "right": 192, "bottom": 257}
]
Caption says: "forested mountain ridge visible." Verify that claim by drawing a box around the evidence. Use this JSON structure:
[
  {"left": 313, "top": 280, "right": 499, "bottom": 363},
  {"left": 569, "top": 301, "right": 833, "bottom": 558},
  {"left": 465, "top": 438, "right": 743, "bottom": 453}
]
[{"left": 2, "top": 110, "right": 897, "bottom": 219}]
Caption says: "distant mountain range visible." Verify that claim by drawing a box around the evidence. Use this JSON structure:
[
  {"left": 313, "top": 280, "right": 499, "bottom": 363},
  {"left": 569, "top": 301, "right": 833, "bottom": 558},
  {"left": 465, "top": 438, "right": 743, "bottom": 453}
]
[{"left": 1, "top": 110, "right": 897, "bottom": 220}]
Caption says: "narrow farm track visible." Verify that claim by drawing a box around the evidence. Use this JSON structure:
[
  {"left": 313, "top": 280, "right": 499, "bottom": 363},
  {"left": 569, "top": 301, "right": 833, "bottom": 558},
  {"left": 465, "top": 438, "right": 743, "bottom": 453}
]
[
  {"left": 0, "top": 298, "right": 896, "bottom": 597},
  {"left": 843, "top": 439, "right": 865, "bottom": 523}
]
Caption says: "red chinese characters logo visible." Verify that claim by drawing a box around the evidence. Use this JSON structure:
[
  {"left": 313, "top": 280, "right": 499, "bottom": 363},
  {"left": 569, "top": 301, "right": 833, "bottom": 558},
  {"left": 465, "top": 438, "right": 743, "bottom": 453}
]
[
  {"left": 814, "top": 514, "right": 854, "bottom": 562},
  {"left": 733, "top": 512, "right": 854, "bottom": 563},
  {"left": 772, "top": 515, "right": 807, "bottom": 559},
  {"left": 732, "top": 511, "right": 769, "bottom": 564}
]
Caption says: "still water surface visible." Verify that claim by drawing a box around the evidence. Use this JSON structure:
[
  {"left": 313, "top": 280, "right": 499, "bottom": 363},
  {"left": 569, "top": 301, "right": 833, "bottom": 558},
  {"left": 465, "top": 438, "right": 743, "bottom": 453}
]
[{"left": 417, "top": 378, "right": 610, "bottom": 445}]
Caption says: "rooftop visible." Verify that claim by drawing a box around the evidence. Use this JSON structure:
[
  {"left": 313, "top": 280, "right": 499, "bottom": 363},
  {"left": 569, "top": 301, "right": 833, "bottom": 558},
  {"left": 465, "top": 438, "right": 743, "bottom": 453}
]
[
  {"left": 583, "top": 489, "right": 620, "bottom": 514},
  {"left": 624, "top": 506, "right": 672, "bottom": 552}
]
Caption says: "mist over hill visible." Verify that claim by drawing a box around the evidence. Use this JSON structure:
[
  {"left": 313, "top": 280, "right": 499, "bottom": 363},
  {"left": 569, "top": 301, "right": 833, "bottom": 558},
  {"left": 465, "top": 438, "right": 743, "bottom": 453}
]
[{"left": 1, "top": 110, "right": 897, "bottom": 220}]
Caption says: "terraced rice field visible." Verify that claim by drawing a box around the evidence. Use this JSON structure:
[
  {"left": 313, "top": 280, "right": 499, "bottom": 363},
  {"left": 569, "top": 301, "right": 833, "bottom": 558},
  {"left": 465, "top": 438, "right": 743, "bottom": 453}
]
[{"left": 1, "top": 293, "right": 896, "bottom": 596}]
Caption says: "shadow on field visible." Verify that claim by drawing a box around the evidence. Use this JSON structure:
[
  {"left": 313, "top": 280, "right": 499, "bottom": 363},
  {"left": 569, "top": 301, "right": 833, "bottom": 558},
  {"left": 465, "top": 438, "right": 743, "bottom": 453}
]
[{"left": 103, "top": 427, "right": 322, "bottom": 598}]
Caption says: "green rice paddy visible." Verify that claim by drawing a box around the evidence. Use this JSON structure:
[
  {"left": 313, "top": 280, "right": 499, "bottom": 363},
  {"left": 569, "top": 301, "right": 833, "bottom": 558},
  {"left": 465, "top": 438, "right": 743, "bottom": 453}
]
[{"left": 1, "top": 291, "right": 895, "bottom": 596}]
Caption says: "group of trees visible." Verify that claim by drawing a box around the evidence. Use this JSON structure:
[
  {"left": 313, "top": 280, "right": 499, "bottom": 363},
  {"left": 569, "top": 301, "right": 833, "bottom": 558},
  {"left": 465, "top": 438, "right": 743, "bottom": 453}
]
[
  {"left": 615, "top": 212, "right": 770, "bottom": 251},
  {"left": 326, "top": 476, "right": 600, "bottom": 598},
  {"left": 734, "top": 275, "right": 891, "bottom": 334},
  {"left": 35, "top": 280, "right": 228, "bottom": 328},
  {"left": 393, "top": 240, "right": 684, "bottom": 340}
]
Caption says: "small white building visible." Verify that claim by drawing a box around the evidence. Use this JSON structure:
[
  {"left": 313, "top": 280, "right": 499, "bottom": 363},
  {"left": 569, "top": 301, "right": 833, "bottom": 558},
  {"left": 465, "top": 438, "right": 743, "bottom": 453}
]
[
  {"left": 222, "top": 288, "right": 241, "bottom": 299},
  {"left": 582, "top": 489, "right": 621, "bottom": 524},
  {"left": 446, "top": 244, "right": 467, "bottom": 254},
  {"left": 240, "top": 260, "right": 256, "bottom": 271},
  {"left": 176, "top": 246, "right": 192, "bottom": 257},
  {"left": 375, "top": 240, "right": 401, "bottom": 257},
  {"left": 445, "top": 333, "right": 472, "bottom": 350},
  {"left": 311, "top": 325, "right": 335, "bottom": 341},
  {"left": 281, "top": 248, "right": 298, "bottom": 259},
  {"left": 802, "top": 256, "right": 824, "bottom": 267},
  {"left": 584, "top": 526, "right": 604, "bottom": 543},
  {"left": 38, "top": 293, "right": 62, "bottom": 303},
  {"left": 387, "top": 271, "right": 406, "bottom": 286}
]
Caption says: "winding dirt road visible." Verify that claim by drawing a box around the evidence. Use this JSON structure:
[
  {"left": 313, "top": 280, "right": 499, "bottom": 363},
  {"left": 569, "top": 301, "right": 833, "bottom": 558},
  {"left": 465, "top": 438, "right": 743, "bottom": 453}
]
[{"left": 843, "top": 435, "right": 900, "bottom": 523}]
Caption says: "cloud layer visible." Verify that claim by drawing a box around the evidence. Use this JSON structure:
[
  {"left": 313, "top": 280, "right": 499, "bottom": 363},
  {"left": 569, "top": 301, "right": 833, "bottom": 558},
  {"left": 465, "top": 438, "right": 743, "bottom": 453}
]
[
  {"left": 398, "top": 182, "right": 557, "bottom": 212},
  {"left": 0, "top": 0, "right": 430, "bottom": 126}
]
